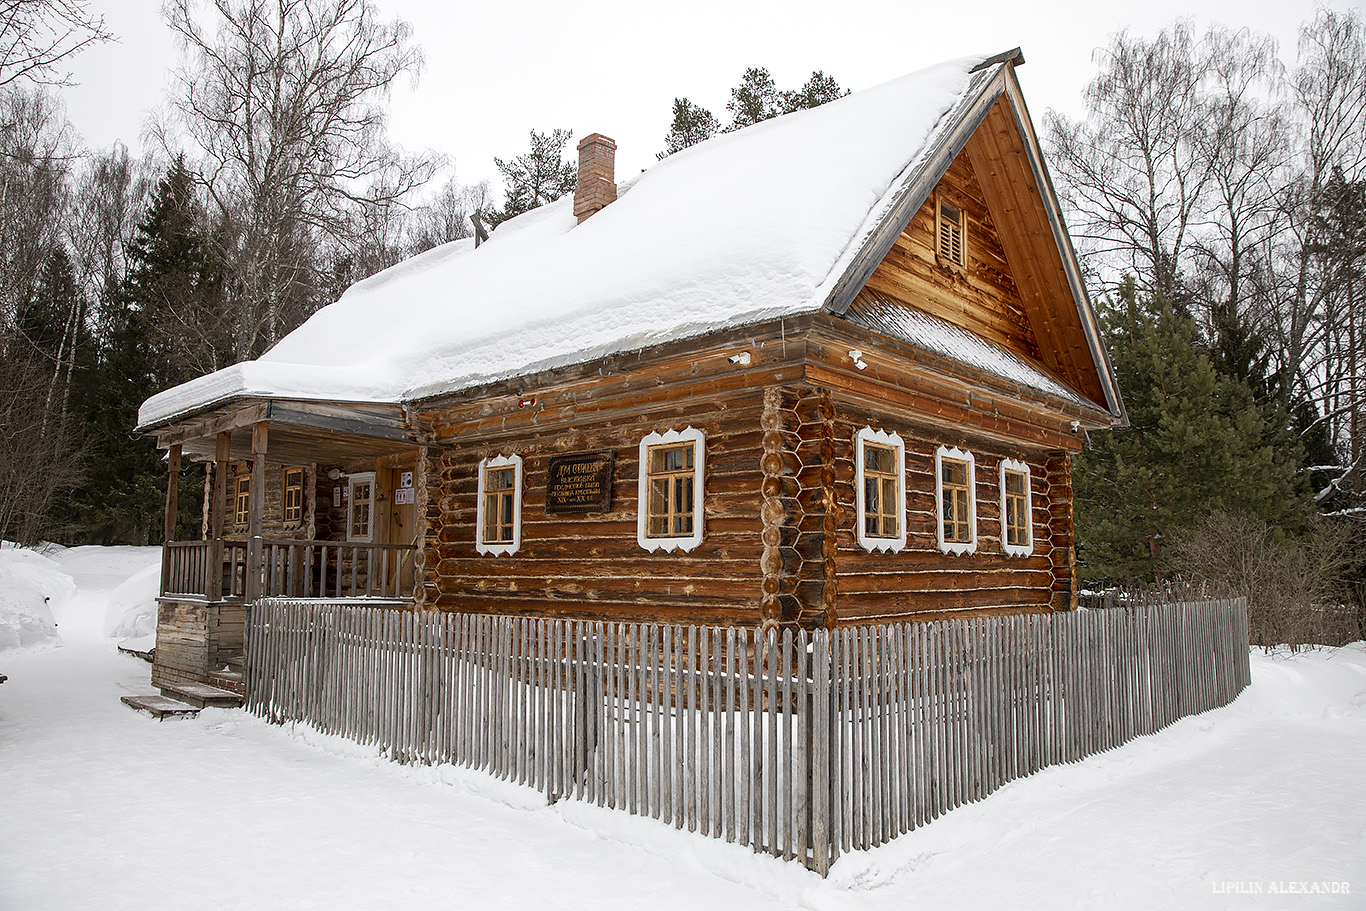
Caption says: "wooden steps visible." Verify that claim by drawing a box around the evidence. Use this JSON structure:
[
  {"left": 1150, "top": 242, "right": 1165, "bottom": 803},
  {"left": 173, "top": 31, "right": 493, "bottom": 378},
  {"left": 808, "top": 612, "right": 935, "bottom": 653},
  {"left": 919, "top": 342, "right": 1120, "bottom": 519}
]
[
  {"left": 117, "top": 641, "right": 155, "bottom": 663},
  {"left": 158, "top": 681, "right": 244, "bottom": 709},
  {"left": 120, "top": 694, "right": 200, "bottom": 720}
]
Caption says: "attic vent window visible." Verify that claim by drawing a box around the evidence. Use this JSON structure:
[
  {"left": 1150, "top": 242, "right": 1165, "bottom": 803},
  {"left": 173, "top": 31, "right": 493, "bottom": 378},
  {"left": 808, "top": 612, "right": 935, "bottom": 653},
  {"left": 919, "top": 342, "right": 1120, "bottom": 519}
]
[{"left": 938, "top": 199, "right": 965, "bottom": 267}]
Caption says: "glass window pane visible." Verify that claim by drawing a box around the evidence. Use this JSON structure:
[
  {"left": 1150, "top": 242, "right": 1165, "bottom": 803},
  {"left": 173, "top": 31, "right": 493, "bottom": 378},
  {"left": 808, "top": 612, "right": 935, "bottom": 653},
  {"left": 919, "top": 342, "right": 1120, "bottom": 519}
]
[{"left": 650, "top": 478, "right": 668, "bottom": 515}]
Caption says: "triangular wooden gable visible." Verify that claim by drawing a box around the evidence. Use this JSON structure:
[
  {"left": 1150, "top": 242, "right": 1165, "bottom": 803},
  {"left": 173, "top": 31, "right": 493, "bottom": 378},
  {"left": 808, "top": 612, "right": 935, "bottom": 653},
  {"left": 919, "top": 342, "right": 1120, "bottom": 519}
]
[{"left": 826, "top": 58, "right": 1123, "bottom": 421}]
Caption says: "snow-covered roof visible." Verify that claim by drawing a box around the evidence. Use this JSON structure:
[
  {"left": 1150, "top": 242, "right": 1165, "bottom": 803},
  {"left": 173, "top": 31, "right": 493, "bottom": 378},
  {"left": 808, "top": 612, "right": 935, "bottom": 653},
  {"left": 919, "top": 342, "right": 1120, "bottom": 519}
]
[
  {"left": 138, "top": 55, "right": 1053, "bottom": 430},
  {"left": 850, "top": 292, "right": 1091, "bottom": 409}
]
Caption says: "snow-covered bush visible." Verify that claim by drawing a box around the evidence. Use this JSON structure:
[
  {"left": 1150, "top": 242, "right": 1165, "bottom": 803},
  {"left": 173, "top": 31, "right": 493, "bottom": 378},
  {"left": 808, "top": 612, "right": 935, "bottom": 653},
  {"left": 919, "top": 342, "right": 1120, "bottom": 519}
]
[
  {"left": 107, "top": 564, "right": 161, "bottom": 640},
  {"left": 0, "top": 545, "right": 72, "bottom": 652}
]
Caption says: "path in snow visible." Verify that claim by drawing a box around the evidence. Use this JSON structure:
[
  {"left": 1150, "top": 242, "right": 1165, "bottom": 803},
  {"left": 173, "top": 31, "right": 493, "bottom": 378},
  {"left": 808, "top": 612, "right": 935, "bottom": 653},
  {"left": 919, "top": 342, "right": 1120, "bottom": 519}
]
[{"left": 1, "top": 548, "right": 1363, "bottom": 910}]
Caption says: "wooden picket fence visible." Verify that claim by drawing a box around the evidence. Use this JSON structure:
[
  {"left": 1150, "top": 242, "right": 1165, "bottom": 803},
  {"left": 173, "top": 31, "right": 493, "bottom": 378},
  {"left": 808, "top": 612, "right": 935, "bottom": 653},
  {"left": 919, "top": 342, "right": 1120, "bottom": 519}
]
[{"left": 244, "top": 597, "right": 1250, "bottom": 874}]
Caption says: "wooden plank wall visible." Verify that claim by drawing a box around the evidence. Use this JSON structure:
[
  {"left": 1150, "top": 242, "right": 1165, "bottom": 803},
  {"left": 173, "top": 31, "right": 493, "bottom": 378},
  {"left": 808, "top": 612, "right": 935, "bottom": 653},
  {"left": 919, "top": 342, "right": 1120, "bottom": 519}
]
[
  {"left": 151, "top": 599, "right": 210, "bottom": 688},
  {"left": 245, "top": 596, "right": 1251, "bottom": 875},
  {"left": 862, "top": 151, "right": 1041, "bottom": 365}
]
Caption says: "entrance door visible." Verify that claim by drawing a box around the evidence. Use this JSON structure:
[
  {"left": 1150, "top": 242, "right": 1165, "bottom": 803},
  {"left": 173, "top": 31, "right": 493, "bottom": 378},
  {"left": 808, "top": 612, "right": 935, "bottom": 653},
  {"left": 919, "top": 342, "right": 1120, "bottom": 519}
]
[{"left": 386, "top": 466, "right": 417, "bottom": 592}]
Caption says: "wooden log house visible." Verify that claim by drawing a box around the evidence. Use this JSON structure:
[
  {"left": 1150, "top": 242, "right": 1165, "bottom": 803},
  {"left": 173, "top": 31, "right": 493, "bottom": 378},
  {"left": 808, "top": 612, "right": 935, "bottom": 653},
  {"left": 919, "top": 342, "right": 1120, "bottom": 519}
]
[{"left": 137, "top": 50, "right": 1125, "bottom": 692}]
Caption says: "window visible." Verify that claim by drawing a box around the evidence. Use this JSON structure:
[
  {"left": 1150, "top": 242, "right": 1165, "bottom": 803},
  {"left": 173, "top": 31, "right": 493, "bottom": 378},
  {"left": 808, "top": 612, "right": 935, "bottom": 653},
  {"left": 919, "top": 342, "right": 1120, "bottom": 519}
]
[
  {"left": 234, "top": 475, "right": 251, "bottom": 526},
  {"left": 347, "top": 472, "right": 375, "bottom": 542},
  {"left": 855, "top": 427, "right": 907, "bottom": 553},
  {"left": 935, "top": 445, "right": 976, "bottom": 555},
  {"left": 1000, "top": 458, "right": 1033, "bottom": 557},
  {"left": 637, "top": 427, "right": 705, "bottom": 553},
  {"left": 283, "top": 467, "right": 304, "bottom": 525},
  {"left": 476, "top": 454, "right": 523, "bottom": 556},
  {"left": 938, "top": 197, "right": 965, "bottom": 267}
]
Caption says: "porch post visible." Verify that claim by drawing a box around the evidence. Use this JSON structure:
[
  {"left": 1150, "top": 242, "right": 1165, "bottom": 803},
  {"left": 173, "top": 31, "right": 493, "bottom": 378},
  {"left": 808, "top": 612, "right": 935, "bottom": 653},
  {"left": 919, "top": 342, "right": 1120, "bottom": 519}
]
[
  {"left": 245, "top": 421, "right": 268, "bottom": 602},
  {"left": 160, "top": 444, "right": 182, "bottom": 598},
  {"left": 208, "top": 432, "right": 230, "bottom": 601},
  {"left": 163, "top": 444, "right": 182, "bottom": 542}
]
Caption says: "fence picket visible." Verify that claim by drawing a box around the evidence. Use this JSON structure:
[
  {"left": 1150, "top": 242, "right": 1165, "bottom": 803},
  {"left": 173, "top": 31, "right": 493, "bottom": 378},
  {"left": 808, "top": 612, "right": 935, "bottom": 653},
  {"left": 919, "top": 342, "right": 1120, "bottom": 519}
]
[{"left": 244, "top": 597, "right": 1250, "bottom": 876}]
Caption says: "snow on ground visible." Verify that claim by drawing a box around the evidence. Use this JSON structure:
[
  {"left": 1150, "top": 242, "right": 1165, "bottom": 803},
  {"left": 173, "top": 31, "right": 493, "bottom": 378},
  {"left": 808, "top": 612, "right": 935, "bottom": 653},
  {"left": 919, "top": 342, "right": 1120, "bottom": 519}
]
[{"left": 1, "top": 546, "right": 1363, "bottom": 910}]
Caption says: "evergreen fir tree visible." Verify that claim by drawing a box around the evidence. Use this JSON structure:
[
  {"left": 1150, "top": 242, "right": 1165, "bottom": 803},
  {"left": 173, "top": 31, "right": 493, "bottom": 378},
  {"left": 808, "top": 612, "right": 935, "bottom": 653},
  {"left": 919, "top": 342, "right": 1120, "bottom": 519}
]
[
  {"left": 73, "top": 159, "right": 219, "bottom": 544},
  {"left": 492, "top": 129, "right": 577, "bottom": 225},
  {"left": 15, "top": 246, "right": 80, "bottom": 363},
  {"left": 1073, "top": 280, "right": 1308, "bottom": 584}
]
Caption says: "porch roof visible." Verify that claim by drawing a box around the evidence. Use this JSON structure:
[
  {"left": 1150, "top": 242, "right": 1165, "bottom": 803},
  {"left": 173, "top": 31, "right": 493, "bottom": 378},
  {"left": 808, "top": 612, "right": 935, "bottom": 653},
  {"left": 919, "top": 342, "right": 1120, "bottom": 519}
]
[{"left": 157, "top": 399, "right": 415, "bottom": 464}]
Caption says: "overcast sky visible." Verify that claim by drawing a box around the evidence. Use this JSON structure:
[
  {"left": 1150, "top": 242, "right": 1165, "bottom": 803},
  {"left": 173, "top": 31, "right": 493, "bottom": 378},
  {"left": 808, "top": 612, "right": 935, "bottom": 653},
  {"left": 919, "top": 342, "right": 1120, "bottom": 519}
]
[{"left": 60, "top": 0, "right": 1341, "bottom": 196}]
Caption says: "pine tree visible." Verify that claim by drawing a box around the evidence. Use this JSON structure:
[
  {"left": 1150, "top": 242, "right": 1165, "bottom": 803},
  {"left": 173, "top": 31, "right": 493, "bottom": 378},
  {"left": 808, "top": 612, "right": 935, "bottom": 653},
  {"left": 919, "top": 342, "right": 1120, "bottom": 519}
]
[
  {"left": 1073, "top": 280, "right": 1308, "bottom": 584},
  {"left": 660, "top": 68, "right": 849, "bottom": 158},
  {"left": 779, "top": 70, "right": 849, "bottom": 113},
  {"left": 657, "top": 98, "right": 720, "bottom": 159},
  {"left": 491, "top": 129, "right": 577, "bottom": 225},
  {"left": 725, "top": 67, "right": 783, "bottom": 130}
]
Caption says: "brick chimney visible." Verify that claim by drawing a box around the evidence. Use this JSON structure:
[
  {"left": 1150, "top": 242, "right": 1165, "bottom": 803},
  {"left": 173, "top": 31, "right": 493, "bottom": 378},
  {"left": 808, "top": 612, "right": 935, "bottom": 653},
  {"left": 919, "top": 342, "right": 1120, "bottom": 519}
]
[{"left": 573, "top": 133, "right": 617, "bottom": 224}]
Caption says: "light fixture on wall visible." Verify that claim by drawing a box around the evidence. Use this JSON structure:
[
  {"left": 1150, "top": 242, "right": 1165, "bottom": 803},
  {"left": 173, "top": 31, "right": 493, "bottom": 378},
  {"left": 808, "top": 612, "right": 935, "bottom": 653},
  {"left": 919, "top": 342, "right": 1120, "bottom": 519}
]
[
  {"left": 848, "top": 349, "right": 868, "bottom": 370},
  {"left": 727, "top": 351, "right": 752, "bottom": 365},
  {"left": 327, "top": 468, "right": 342, "bottom": 480},
  {"left": 518, "top": 396, "right": 537, "bottom": 409}
]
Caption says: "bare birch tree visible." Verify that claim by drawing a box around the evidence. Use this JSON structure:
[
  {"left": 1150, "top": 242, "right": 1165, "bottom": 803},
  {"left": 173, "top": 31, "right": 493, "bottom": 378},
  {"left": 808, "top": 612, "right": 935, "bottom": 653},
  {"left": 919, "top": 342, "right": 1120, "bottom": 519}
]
[
  {"left": 159, "top": 0, "right": 436, "bottom": 360},
  {"left": 0, "top": 0, "right": 110, "bottom": 87},
  {"left": 1044, "top": 23, "right": 1214, "bottom": 310}
]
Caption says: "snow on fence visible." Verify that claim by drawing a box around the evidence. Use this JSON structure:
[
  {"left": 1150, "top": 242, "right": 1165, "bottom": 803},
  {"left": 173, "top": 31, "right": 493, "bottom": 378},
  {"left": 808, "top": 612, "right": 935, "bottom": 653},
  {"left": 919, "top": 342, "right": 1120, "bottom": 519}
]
[{"left": 244, "top": 598, "right": 1250, "bottom": 874}]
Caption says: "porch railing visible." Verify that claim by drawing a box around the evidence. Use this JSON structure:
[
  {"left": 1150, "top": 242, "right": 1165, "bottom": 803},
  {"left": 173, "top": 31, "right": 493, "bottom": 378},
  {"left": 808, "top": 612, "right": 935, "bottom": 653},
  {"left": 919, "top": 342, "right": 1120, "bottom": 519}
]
[{"left": 161, "top": 538, "right": 415, "bottom": 602}]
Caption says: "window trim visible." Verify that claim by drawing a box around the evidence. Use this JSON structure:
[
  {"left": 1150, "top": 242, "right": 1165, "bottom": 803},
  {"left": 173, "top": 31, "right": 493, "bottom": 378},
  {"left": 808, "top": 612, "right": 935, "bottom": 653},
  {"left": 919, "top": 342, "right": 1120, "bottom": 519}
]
[
  {"left": 937, "top": 194, "right": 966, "bottom": 269},
  {"left": 234, "top": 474, "right": 251, "bottom": 527},
  {"left": 347, "top": 471, "right": 376, "bottom": 543},
  {"left": 854, "top": 426, "right": 907, "bottom": 553},
  {"left": 637, "top": 427, "right": 705, "bottom": 553},
  {"left": 475, "top": 454, "right": 523, "bottom": 556},
  {"left": 999, "top": 458, "right": 1033, "bottom": 557},
  {"left": 282, "top": 466, "right": 305, "bottom": 526},
  {"left": 935, "top": 445, "right": 977, "bottom": 555}
]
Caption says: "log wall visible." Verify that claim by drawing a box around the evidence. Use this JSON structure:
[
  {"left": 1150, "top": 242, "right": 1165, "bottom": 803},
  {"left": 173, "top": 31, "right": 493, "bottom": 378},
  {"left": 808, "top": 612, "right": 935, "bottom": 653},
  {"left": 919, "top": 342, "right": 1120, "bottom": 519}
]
[
  {"left": 222, "top": 461, "right": 314, "bottom": 539},
  {"left": 829, "top": 399, "right": 1065, "bottom": 621},
  {"left": 420, "top": 389, "right": 768, "bottom": 626},
  {"left": 406, "top": 314, "right": 1091, "bottom": 629}
]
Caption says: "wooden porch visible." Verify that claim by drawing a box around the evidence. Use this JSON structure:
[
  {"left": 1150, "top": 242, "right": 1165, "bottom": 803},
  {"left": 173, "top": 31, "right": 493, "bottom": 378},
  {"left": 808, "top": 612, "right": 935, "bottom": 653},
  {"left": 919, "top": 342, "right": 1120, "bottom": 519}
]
[
  {"left": 149, "top": 399, "right": 424, "bottom": 695},
  {"left": 162, "top": 537, "right": 417, "bottom": 602}
]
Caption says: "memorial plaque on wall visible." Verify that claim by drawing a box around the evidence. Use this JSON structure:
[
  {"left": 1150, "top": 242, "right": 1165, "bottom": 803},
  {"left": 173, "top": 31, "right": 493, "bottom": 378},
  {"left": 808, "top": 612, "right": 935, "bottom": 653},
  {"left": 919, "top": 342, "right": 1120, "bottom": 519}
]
[{"left": 545, "top": 452, "right": 614, "bottom": 514}]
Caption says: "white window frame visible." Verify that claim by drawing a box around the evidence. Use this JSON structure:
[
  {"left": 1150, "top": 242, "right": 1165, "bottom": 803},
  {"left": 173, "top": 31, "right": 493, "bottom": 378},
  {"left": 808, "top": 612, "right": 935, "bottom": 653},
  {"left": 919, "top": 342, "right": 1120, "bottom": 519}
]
[
  {"left": 935, "top": 445, "right": 977, "bottom": 556},
  {"left": 637, "top": 427, "right": 705, "bottom": 553},
  {"left": 999, "top": 458, "right": 1033, "bottom": 557},
  {"left": 346, "top": 471, "right": 376, "bottom": 543},
  {"left": 854, "top": 426, "right": 907, "bottom": 553},
  {"left": 475, "top": 454, "right": 523, "bottom": 556}
]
